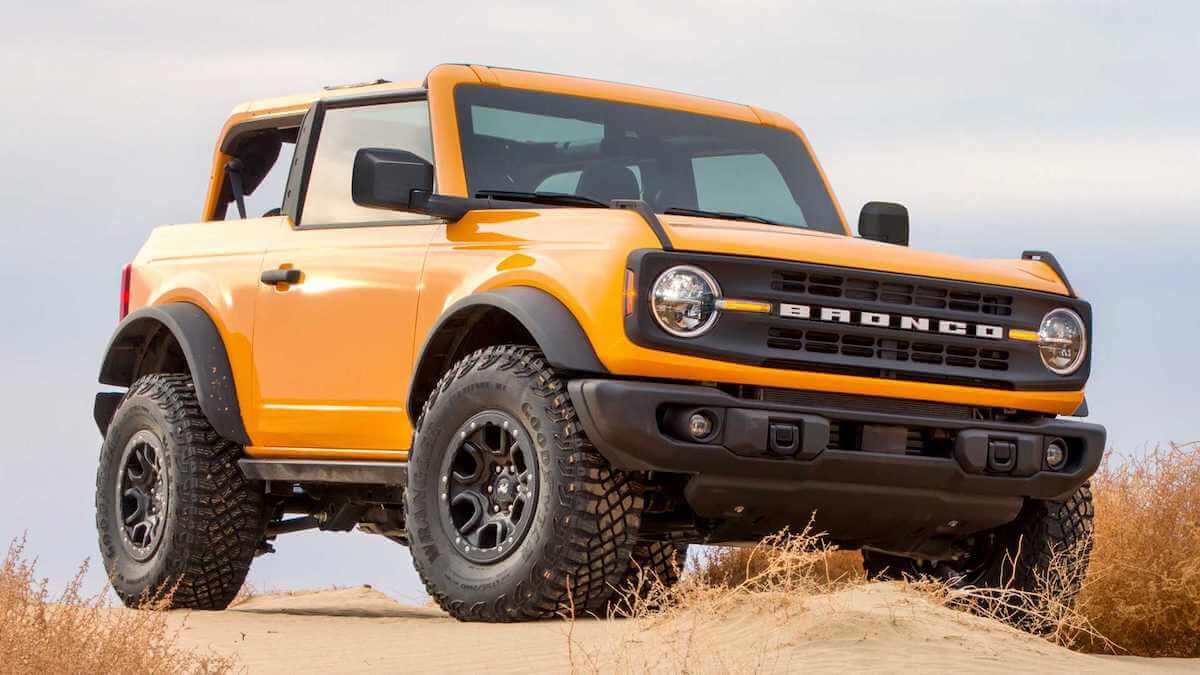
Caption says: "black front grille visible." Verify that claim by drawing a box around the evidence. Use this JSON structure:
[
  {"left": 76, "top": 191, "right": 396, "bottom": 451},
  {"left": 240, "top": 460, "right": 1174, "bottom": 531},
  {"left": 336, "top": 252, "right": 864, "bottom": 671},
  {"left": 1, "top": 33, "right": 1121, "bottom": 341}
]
[
  {"left": 760, "top": 358, "right": 1015, "bottom": 389},
  {"left": 626, "top": 250, "right": 1093, "bottom": 392},
  {"left": 766, "top": 327, "right": 1011, "bottom": 371},
  {"left": 772, "top": 270, "right": 1015, "bottom": 317}
]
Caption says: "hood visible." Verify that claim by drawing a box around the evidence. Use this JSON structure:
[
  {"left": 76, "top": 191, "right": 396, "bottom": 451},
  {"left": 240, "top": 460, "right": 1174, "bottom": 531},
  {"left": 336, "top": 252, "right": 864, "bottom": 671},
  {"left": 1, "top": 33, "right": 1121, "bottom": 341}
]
[{"left": 658, "top": 215, "right": 1071, "bottom": 296}]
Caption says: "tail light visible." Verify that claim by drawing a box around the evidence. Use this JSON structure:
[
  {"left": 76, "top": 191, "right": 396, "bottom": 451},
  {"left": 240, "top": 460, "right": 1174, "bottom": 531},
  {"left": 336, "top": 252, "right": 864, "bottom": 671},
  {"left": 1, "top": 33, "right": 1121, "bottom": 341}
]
[{"left": 119, "top": 263, "right": 132, "bottom": 320}]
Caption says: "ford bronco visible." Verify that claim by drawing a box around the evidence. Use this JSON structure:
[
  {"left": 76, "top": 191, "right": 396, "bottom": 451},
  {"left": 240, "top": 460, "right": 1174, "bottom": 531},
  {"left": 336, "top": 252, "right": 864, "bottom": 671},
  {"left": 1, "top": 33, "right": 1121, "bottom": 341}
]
[{"left": 94, "top": 65, "right": 1103, "bottom": 621}]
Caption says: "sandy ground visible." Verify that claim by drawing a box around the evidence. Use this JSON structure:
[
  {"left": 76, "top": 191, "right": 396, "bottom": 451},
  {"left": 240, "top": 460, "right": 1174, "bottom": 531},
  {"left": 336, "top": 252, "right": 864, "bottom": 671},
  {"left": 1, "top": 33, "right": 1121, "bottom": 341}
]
[{"left": 165, "top": 584, "right": 1197, "bottom": 673}]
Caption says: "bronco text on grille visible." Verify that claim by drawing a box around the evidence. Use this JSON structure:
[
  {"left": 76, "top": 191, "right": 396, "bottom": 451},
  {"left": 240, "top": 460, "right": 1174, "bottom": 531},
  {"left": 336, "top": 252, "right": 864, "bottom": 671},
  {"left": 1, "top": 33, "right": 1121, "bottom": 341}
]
[{"left": 625, "top": 250, "right": 1092, "bottom": 393}]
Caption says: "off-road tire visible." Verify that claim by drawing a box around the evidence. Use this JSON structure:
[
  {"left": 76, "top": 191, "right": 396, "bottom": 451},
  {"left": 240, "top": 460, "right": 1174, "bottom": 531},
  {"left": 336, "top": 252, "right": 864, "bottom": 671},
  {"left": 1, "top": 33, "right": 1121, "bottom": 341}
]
[
  {"left": 629, "top": 541, "right": 689, "bottom": 588},
  {"left": 406, "top": 345, "right": 644, "bottom": 622},
  {"left": 608, "top": 541, "right": 689, "bottom": 613},
  {"left": 864, "top": 485, "right": 1094, "bottom": 623},
  {"left": 95, "top": 374, "right": 266, "bottom": 609}
]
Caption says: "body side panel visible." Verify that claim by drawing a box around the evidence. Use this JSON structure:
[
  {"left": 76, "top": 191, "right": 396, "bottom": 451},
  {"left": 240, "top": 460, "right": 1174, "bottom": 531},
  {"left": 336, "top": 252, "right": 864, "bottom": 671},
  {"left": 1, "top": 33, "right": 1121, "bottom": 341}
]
[
  {"left": 131, "top": 217, "right": 277, "bottom": 438},
  {"left": 250, "top": 221, "right": 437, "bottom": 451}
]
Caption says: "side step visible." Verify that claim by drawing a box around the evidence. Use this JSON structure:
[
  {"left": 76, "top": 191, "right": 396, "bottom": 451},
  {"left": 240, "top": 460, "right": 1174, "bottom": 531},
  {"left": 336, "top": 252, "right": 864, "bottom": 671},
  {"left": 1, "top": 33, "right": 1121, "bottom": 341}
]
[{"left": 239, "top": 459, "right": 408, "bottom": 486}]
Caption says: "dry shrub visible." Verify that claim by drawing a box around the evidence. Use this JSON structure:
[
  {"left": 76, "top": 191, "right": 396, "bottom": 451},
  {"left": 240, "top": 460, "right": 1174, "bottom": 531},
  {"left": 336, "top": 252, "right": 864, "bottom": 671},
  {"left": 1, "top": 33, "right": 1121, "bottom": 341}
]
[
  {"left": 228, "top": 582, "right": 257, "bottom": 608},
  {"left": 1076, "top": 442, "right": 1200, "bottom": 657},
  {"left": 693, "top": 538, "right": 864, "bottom": 589},
  {"left": 574, "top": 526, "right": 839, "bottom": 672},
  {"left": 0, "top": 538, "right": 235, "bottom": 674},
  {"left": 688, "top": 531, "right": 1102, "bottom": 646},
  {"left": 565, "top": 524, "right": 1115, "bottom": 671},
  {"left": 936, "top": 539, "right": 1111, "bottom": 651},
  {"left": 670, "top": 442, "right": 1200, "bottom": 658}
]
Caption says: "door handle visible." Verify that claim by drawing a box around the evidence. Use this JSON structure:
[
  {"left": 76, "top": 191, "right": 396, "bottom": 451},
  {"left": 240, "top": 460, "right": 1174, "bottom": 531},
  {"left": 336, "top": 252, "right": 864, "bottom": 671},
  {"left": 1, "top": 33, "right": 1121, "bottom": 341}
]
[{"left": 261, "top": 268, "right": 302, "bottom": 286}]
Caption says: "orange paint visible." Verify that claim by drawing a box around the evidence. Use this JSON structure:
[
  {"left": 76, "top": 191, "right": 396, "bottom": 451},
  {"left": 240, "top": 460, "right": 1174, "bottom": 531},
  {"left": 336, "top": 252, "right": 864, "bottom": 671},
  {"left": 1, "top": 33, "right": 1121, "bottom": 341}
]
[{"left": 127, "top": 65, "right": 1085, "bottom": 460}]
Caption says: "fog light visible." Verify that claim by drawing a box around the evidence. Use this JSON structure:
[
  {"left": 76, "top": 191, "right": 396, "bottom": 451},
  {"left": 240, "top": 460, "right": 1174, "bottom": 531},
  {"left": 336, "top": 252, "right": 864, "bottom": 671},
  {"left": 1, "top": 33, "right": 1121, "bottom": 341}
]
[
  {"left": 1045, "top": 439, "right": 1068, "bottom": 469},
  {"left": 688, "top": 412, "right": 714, "bottom": 440}
]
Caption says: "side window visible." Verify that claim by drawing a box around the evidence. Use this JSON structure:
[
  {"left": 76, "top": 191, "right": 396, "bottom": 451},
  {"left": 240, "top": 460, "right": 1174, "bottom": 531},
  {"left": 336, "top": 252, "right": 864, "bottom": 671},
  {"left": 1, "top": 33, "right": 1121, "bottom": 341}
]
[
  {"left": 300, "top": 100, "right": 433, "bottom": 226},
  {"left": 691, "top": 153, "right": 807, "bottom": 226}
]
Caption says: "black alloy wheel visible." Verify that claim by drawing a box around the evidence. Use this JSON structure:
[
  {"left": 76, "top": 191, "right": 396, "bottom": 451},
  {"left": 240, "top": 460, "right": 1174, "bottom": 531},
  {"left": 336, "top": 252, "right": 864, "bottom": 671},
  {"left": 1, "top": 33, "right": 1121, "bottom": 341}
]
[
  {"left": 439, "top": 410, "right": 539, "bottom": 564},
  {"left": 116, "top": 429, "right": 170, "bottom": 561}
]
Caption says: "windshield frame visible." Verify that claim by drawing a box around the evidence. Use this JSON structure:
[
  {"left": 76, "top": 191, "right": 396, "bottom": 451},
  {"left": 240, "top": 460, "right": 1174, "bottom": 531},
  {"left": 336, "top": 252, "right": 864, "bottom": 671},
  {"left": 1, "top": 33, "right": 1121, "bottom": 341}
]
[{"left": 425, "top": 65, "right": 850, "bottom": 235}]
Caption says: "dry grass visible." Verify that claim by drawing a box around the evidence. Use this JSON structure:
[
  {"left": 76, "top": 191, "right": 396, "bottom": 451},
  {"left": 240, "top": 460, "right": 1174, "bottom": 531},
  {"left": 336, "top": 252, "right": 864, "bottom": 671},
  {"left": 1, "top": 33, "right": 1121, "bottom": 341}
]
[
  {"left": 568, "top": 525, "right": 1104, "bottom": 672},
  {"left": 227, "top": 582, "right": 257, "bottom": 608},
  {"left": 1076, "top": 442, "right": 1200, "bottom": 657},
  {"left": 693, "top": 538, "right": 865, "bottom": 589},
  {"left": 660, "top": 442, "right": 1200, "bottom": 659},
  {"left": 572, "top": 526, "right": 848, "bottom": 672},
  {"left": 0, "top": 538, "right": 235, "bottom": 674}
]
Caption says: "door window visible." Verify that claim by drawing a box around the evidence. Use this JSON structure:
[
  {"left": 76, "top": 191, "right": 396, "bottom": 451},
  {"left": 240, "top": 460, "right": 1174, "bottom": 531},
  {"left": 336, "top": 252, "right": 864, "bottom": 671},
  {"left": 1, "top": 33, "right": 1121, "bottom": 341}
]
[{"left": 300, "top": 100, "right": 433, "bottom": 226}]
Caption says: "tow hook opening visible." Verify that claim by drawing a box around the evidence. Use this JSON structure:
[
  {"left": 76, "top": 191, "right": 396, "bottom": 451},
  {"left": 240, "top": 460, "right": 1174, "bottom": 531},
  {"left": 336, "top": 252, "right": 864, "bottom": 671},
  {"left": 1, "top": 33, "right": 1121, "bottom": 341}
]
[{"left": 987, "top": 438, "right": 1017, "bottom": 473}]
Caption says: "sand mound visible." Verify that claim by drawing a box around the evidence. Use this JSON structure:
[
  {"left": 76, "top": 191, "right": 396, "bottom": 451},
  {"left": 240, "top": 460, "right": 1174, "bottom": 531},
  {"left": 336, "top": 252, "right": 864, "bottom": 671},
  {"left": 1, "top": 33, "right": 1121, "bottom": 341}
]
[{"left": 164, "top": 583, "right": 1191, "bottom": 673}]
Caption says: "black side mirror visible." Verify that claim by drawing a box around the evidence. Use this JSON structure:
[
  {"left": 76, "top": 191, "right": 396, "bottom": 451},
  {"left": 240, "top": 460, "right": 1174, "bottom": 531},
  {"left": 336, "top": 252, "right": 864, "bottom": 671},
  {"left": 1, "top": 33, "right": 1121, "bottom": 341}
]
[
  {"left": 352, "top": 148, "right": 434, "bottom": 210},
  {"left": 858, "top": 201, "right": 909, "bottom": 246}
]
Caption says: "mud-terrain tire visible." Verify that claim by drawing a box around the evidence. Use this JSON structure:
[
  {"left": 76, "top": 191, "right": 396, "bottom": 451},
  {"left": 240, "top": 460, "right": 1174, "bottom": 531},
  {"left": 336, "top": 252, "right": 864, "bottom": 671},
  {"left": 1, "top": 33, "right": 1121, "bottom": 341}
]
[
  {"left": 619, "top": 541, "right": 689, "bottom": 593},
  {"left": 607, "top": 541, "right": 689, "bottom": 613},
  {"left": 95, "top": 374, "right": 266, "bottom": 609},
  {"left": 863, "top": 486, "right": 1094, "bottom": 622},
  {"left": 406, "top": 345, "right": 644, "bottom": 622}
]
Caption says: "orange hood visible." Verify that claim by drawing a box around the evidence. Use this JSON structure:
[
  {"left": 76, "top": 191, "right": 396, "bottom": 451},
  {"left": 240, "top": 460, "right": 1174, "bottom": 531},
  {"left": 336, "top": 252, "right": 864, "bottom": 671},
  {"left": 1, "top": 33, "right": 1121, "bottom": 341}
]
[{"left": 658, "top": 215, "right": 1071, "bottom": 297}]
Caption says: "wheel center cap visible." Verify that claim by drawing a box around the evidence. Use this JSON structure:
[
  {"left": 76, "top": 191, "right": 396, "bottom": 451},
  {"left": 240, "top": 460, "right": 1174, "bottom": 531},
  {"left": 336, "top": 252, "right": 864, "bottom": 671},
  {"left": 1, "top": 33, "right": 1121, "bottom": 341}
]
[{"left": 494, "top": 477, "right": 514, "bottom": 504}]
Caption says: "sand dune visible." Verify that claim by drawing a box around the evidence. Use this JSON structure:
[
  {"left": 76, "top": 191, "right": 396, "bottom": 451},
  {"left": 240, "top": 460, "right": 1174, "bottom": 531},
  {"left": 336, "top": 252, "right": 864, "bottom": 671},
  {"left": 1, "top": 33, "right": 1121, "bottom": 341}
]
[{"left": 165, "top": 584, "right": 1194, "bottom": 673}]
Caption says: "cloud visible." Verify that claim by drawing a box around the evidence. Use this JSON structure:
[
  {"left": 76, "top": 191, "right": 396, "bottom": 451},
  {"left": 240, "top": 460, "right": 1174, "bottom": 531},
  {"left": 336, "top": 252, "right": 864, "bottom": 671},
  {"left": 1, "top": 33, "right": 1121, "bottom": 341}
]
[{"left": 823, "top": 129, "right": 1200, "bottom": 243}]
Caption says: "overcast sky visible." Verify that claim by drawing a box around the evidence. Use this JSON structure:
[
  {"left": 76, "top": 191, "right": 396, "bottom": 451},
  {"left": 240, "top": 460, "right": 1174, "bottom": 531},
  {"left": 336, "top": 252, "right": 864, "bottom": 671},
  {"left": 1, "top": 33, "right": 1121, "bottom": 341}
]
[{"left": 0, "top": 1, "right": 1196, "bottom": 601}]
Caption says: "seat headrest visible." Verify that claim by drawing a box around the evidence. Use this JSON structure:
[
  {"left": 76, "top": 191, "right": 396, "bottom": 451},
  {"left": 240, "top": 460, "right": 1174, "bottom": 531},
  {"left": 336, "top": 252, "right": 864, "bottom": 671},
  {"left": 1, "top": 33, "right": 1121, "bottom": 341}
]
[{"left": 575, "top": 165, "right": 640, "bottom": 203}]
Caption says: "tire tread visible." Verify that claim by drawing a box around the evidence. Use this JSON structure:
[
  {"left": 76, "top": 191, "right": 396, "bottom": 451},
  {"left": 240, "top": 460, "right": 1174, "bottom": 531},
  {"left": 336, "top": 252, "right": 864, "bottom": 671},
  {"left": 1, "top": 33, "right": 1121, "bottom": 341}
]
[
  {"left": 410, "top": 345, "right": 643, "bottom": 621},
  {"left": 95, "top": 373, "right": 264, "bottom": 610}
]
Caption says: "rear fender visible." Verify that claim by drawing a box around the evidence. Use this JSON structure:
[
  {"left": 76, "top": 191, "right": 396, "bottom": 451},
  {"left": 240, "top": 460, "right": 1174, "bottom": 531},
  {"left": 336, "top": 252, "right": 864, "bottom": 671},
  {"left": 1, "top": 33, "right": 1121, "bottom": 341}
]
[{"left": 97, "top": 303, "right": 250, "bottom": 445}]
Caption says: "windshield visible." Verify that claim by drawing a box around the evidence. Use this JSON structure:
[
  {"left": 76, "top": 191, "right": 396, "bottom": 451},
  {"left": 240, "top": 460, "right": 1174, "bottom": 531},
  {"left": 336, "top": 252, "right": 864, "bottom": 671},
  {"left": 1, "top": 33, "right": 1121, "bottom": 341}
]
[{"left": 453, "top": 85, "right": 844, "bottom": 234}]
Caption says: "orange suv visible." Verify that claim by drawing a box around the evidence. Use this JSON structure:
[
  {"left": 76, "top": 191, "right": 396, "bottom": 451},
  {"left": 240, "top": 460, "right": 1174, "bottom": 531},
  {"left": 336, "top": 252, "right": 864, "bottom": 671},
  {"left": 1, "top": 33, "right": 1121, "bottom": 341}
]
[{"left": 94, "top": 65, "right": 1103, "bottom": 621}]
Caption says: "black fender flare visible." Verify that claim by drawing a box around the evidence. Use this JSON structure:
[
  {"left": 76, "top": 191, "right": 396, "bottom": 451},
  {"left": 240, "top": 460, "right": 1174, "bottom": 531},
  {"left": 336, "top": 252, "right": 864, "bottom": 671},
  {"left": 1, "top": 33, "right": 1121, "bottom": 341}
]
[
  {"left": 406, "top": 287, "right": 607, "bottom": 421},
  {"left": 97, "top": 303, "right": 252, "bottom": 446}
]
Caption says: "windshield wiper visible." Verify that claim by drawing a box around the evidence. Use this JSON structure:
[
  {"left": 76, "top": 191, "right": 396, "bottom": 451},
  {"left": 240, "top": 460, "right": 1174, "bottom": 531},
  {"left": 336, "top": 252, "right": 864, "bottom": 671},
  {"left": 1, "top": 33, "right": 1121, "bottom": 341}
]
[
  {"left": 662, "top": 207, "right": 782, "bottom": 226},
  {"left": 474, "top": 190, "right": 610, "bottom": 209}
]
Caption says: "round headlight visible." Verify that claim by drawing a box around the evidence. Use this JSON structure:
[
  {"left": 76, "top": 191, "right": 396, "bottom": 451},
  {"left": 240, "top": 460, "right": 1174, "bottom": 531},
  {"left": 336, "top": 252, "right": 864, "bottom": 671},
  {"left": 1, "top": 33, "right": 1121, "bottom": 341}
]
[
  {"left": 650, "top": 266, "right": 721, "bottom": 337},
  {"left": 1037, "top": 308, "right": 1087, "bottom": 375}
]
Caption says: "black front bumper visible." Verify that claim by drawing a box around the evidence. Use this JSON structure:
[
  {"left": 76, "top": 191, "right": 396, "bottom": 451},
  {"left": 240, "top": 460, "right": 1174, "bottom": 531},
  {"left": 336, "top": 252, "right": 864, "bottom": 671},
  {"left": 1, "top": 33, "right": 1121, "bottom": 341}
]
[{"left": 568, "top": 379, "right": 1105, "bottom": 552}]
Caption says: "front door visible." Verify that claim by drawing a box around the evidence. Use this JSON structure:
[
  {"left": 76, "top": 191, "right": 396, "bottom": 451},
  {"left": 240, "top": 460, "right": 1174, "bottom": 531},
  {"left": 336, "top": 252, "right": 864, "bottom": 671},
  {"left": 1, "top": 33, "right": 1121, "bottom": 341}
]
[{"left": 250, "top": 97, "right": 439, "bottom": 454}]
